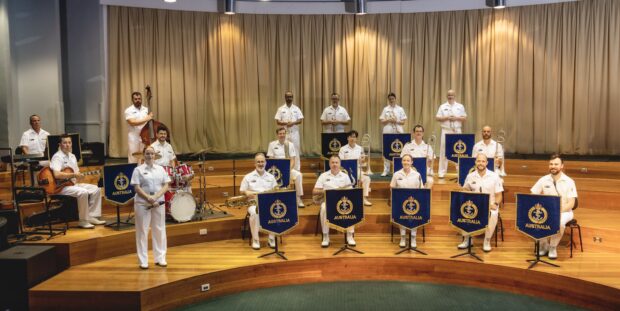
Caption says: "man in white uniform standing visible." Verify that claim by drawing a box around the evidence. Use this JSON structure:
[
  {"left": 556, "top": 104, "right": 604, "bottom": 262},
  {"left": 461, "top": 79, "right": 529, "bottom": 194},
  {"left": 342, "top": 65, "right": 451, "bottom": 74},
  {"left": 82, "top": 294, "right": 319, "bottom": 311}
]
[
  {"left": 472, "top": 126, "right": 506, "bottom": 177},
  {"left": 125, "top": 92, "right": 153, "bottom": 163},
  {"left": 240, "top": 153, "right": 278, "bottom": 250},
  {"left": 267, "top": 127, "right": 305, "bottom": 207},
  {"left": 320, "top": 93, "right": 350, "bottom": 133},
  {"left": 275, "top": 91, "right": 304, "bottom": 171},
  {"left": 131, "top": 146, "right": 171, "bottom": 269},
  {"left": 459, "top": 154, "right": 503, "bottom": 252},
  {"left": 435, "top": 89, "right": 467, "bottom": 178},
  {"left": 379, "top": 93, "right": 407, "bottom": 176},
  {"left": 50, "top": 135, "right": 105, "bottom": 229},
  {"left": 530, "top": 154, "right": 578, "bottom": 259},
  {"left": 313, "top": 155, "right": 355, "bottom": 247}
]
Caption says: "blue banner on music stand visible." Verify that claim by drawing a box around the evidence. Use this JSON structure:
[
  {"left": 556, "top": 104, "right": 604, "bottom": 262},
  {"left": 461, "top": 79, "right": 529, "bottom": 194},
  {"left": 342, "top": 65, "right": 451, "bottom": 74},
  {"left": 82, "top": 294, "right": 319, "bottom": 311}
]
[
  {"left": 321, "top": 132, "right": 349, "bottom": 159},
  {"left": 391, "top": 188, "right": 431, "bottom": 230},
  {"left": 266, "top": 158, "right": 291, "bottom": 189},
  {"left": 324, "top": 159, "right": 358, "bottom": 186},
  {"left": 445, "top": 133, "right": 475, "bottom": 164},
  {"left": 257, "top": 190, "right": 299, "bottom": 236},
  {"left": 449, "top": 191, "right": 490, "bottom": 236},
  {"left": 382, "top": 133, "right": 412, "bottom": 161},
  {"left": 457, "top": 157, "right": 495, "bottom": 186},
  {"left": 103, "top": 163, "right": 137, "bottom": 205},
  {"left": 516, "top": 194, "right": 561, "bottom": 240},
  {"left": 325, "top": 188, "right": 364, "bottom": 231},
  {"left": 393, "top": 157, "right": 428, "bottom": 185}
]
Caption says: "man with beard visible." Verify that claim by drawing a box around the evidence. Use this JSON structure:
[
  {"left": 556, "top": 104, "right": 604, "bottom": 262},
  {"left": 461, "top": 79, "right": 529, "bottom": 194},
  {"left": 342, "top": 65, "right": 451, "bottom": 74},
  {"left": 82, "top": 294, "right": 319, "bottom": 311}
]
[
  {"left": 472, "top": 126, "right": 506, "bottom": 177},
  {"left": 125, "top": 92, "right": 153, "bottom": 163},
  {"left": 530, "top": 154, "right": 578, "bottom": 259}
]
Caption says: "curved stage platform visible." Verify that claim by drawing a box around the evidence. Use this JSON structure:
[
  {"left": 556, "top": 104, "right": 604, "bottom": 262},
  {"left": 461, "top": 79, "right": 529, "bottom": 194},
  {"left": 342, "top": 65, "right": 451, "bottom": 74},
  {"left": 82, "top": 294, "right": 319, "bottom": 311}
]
[{"left": 1, "top": 158, "right": 618, "bottom": 310}]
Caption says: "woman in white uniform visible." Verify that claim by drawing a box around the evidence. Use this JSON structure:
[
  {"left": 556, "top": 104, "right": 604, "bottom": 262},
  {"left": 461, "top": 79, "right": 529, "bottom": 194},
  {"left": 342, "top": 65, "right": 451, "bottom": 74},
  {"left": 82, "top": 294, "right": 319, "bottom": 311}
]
[{"left": 390, "top": 154, "right": 423, "bottom": 249}]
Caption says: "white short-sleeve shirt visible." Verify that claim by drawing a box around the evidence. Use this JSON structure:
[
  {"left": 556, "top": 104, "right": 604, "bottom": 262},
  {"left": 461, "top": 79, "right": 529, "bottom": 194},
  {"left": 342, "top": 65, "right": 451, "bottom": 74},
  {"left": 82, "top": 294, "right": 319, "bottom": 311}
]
[
  {"left": 462, "top": 169, "right": 504, "bottom": 206},
  {"left": 267, "top": 140, "right": 298, "bottom": 159},
  {"left": 436, "top": 102, "right": 467, "bottom": 130},
  {"left": 20, "top": 128, "right": 50, "bottom": 154},
  {"left": 274, "top": 104, "right": 304, "bottom": 134},
  {"left": 320, "top": 105, "right": 350, "bottom": 133},
  {"left": 131, "top": 164, "right": 171, "bottom": 205},
  {"left": 530, "top": 173, "right": 578, "bottom": 207},
  {"left": 472, "top": 140, "right": 504, "bottom": 159},
  {"left": 240, "top": 170, "right": 278, "bottom": 193},
  {"left": 124, "top": 105, "right": 149, "bottom": 139},
  {"left": 150, "top": 141, "right": 176, "bottom": 167},
  {"left": 400, "top": 140, "right": 434, "bottom": 160},
  {"left": 338, "top": 144, "right": 364, "bottom": 160},
  {"left": 390, "top": 168, "right": 423, "bottom": 189},
  {"left": 50, "top": 150, "right": 80, "bottom": 183},
  {"left": 379, "top": 105, "right": 407, "bottom": 133},
  {"left": 314, "top": 170, "right": 352, "bottom": 190}
]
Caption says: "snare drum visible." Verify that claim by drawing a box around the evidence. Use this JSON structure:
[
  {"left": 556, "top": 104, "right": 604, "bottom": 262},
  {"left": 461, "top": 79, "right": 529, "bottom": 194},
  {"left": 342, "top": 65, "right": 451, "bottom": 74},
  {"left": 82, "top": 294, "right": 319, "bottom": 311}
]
[
  {"left": 174, "top": 163, "right": 194, "bottom": 189},
  {"left": 169, "top": 191, "right": 196, "bottom": 222}
]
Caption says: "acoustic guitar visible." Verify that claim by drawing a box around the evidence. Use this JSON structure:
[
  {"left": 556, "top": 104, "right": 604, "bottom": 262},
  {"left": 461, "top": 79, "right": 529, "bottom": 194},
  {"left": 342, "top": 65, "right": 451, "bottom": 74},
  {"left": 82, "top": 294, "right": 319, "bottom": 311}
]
[{"left": 37, "top": 166, "right": 100, "bottom": 194}]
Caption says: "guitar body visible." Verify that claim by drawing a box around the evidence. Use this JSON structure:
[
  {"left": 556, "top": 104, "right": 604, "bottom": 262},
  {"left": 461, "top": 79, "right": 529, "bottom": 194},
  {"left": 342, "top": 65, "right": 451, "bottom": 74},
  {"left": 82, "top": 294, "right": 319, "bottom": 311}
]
[{"left": 37, "top": 167, "right": 75, "bottom": 194}]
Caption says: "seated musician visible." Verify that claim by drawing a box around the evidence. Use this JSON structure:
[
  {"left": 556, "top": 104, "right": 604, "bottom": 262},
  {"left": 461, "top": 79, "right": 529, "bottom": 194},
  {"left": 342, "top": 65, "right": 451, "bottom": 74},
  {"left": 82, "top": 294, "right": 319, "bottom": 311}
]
[
  {"left": 390, "top": 154, "right": 423, "bottom": 249},
  {"left": 338, "top": 130, "right": 372, "bottom": 206},
  {"left": 313, "top": 155, "right": 355, "bottom": 248},
  {"left": 50, "top": 134, "right": 105, "bottom": 229},
  {"left": 267, "top": 127, "right": 305, "bottom": 207},
  {"left": 472, "top": 125, "right": 506, "bottom": 177},
  {"left": 150, "top": 126, "right": 176, "bottom": 167},
  {"left": 400, "top": 125, "right": 434, "bottom": 188},
  {"left": 19, "top": 114, "right": 50, "bottom": 166}
]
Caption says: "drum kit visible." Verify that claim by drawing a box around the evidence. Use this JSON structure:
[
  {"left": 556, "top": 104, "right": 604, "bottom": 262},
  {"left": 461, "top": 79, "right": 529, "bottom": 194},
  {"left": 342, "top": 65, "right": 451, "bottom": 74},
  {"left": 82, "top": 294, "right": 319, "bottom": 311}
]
[{"left": 162, "top": 163, "right": 196, "bottom": 223}]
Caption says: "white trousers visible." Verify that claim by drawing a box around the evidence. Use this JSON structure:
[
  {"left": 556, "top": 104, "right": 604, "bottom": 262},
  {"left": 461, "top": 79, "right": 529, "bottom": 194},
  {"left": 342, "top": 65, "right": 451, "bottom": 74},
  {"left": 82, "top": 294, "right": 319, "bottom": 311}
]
[
  {"left": 248, "top": 205, "right": 275, "bottom": 242},
  {"left": 360, "top": 175, "right": 371, "bottom": 197},
  {"left": 438, "top": 128, "right": 461, "bottom": 177},
  {"left": 400, "top": 226, "right": 418, "bottom": 237},
  {"left": 425, "top": 176, "right": 435, "bottom": 189},
  {"left": 383, "top": 158, "right": 392, "bottom": 174},
  {"left": 58, "top": 183, "right": 102, "bottom": 221},
  {"left": 290, "top": 169, "right": 304, "bottom": 197},
  {"left": 127, "top": 134, "right": 144, "bottom": 164},
  {"left": 462, "top": 209, "right": 499, "bottom": 240},
  {"left": 134, "top": 203, "right": 167, "bottom": 266},
  {"left": 541, "top": 211, "right": 574, "bottom": 248},
  {"left": 320, "top": 202, "right": 354, "bottom": 235},
  {"left": 288, "top": 131, "right": 301, "bottom": 171}
]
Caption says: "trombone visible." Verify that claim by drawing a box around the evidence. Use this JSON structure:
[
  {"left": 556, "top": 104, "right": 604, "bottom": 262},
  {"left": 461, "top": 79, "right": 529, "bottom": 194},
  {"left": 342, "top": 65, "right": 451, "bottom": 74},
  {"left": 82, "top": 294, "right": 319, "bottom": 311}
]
[
  {"left": 496, "top": 129, "right": 506, "bottom": 173},
  {"left": 428, "top": 132, "right": 437, "bottom": 175},
  {"left": 360, "top": 133, "right": 373, "bottom": 175}
]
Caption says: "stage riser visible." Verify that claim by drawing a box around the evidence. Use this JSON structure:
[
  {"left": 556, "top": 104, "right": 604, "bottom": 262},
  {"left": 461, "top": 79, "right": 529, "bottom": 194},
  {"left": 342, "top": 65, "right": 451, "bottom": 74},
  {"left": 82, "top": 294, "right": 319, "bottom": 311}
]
[{"left": 29, "top": 257, "right": 620, "bottom": 311}]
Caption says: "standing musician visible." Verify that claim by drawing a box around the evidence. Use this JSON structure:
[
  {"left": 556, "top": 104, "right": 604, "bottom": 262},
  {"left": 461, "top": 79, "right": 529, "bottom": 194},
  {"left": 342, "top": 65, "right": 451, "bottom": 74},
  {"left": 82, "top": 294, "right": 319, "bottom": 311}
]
[
  {"left": 240, "top": 153, "right": 278, "bottom": 250},
  {"left": 459, "top": 154, "right": 503, "bottom": 252},
  {"left": 19, "top": 114, "right": 50, "bottom": 155},
  {"left": 379, "top": 93, "right": 407, "bottom": 176},
  {"left": 274, "top": 91, "right": 304, "bottom": 171},
  {"left": 338, "top": 130, "right": 372, "bottom": 206},
  {"left": 400, "top": 125, "right": 435, "bottom": 188},
  {"left": 320, "top": 93, "right": 350, "bottom": 133},
  {"left": 472, "top": 125, "right": 506, "bottom": 177},
  {"left": 150, "top": 126, "right": 176, "bottom": 167},
  {"left": 390, "top": 154, "right": 424, "bottom": 249},
  {"left": 131, "top": 146, "right": 171, "bottom": 269},
  {"left": 313, "top": 155, "right": 355, "bottom": 248},
  {"left": 125, "top": 91, "right": 153, "bottom": 163},
  {"left": 530, "top": 154, "right": 578, "bottom": 259},
  {"left": 50, "top": 134, "right": 105, "bottom": 229},
  {"left": 267, "top": 127, "right": 305, "bottom": 207},
  {"left": 435, "top": 89, "right": 467, "bottom": 178}
]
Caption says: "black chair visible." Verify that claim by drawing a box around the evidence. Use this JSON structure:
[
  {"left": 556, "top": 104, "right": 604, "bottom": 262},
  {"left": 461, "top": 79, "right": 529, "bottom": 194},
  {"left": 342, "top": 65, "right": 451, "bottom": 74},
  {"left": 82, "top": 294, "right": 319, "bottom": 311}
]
[
  {"left": 14, "top": 187, "right": 66, "bottom": 239},
  {"left": 565, "top": 198, "right": 583, "bottom": 258},
  {"left": 494, "top": 212, "right": 504, "bottom": 247}
]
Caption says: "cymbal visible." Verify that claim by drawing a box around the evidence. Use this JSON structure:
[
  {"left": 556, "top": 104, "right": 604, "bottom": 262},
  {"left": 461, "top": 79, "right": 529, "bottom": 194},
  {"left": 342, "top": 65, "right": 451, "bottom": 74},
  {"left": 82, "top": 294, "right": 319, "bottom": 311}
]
[
  {"left": 191, "top": 149, "right": 210, "bottom": 157},
  {"left": 132, "top": 152, "right": 143, "bottom": 156}
]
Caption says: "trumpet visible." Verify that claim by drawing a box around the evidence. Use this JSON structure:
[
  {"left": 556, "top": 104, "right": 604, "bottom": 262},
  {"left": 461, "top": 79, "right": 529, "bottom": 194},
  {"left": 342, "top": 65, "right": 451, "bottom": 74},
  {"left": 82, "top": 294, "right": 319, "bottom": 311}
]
[
  {"left": 360, "top": 133, "right": 373, "bottom": 175},
  {"left": 496, "top": 129, "right": 506, "bottom": 171},
  {"left": 428, "top": 133, "right": 438, "bottom": 175}
]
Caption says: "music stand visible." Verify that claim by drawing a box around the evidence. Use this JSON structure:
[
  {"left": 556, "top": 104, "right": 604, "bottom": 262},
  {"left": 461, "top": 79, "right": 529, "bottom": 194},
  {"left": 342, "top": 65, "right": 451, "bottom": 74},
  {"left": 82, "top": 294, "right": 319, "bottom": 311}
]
[
  {"left": 257, "top": 190, "right": 298, "bottom": 260},
  {"left": 527, "top": 240, "right": 559, "bottom": 269},
  {"left": 516, "top": 193, "right": 561, "bottom": 269},
  {"left": 391, "top": 188, "right": 431, "bottom": 256},
  {"left": 325, "top": 188, "right": 365, "bottom": 256},
  {"left": 449, "top": 191, "right": 490, "bottom": 262},
  {"left": 102, "top": 164, "right": 137, "bottom": 230}
]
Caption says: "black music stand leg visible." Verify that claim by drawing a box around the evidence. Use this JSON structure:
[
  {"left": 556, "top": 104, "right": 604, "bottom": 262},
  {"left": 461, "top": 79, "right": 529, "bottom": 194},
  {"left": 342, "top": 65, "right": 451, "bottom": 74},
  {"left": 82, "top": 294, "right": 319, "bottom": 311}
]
[
  {"left": 333, "top": 232, "right": 364, "bottom": 256},
  {"left": 395, "top": 231, "right": 427, "bottom": 255},
  {"left": 258, "top": 236, "right": 287, "bottom": 260},
  {"left": 450, "top": 236, "right": 483, "bottom": 262},
  {"left": 105, "top": 204, "right": 133, "bottom": 230},
  {"left": 526, "top": 241, "right": 559, "bottom": 269}
]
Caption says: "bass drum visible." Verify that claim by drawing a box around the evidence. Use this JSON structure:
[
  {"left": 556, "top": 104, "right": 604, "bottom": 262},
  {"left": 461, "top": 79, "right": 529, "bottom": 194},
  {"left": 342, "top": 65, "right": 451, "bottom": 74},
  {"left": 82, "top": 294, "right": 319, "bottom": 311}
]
[{"left": 169, "top": 191, "right": 196, "bottom": 223}]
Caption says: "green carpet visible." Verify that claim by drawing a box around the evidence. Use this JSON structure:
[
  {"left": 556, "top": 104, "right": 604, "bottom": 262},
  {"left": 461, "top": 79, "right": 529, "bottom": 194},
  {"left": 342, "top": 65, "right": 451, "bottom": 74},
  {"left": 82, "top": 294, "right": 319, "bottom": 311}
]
[{"left": 177, "top": 281, "right": 583, "bottom": 311}]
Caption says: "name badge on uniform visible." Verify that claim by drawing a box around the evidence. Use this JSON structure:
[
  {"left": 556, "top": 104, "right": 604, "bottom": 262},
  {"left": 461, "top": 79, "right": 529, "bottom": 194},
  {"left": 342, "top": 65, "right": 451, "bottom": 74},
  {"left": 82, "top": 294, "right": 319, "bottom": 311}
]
[
  {"left": 251, "top": 179, "right": 257, "bottom": 183},
  {"left": 544, "top": 185, "right": 551, "bottom": 188},
  {"left": 326, "top": 178, "right": 331, "bottom": 182},
  {"left": 471, "top": 181, "right": 477, "bottom": 185}
]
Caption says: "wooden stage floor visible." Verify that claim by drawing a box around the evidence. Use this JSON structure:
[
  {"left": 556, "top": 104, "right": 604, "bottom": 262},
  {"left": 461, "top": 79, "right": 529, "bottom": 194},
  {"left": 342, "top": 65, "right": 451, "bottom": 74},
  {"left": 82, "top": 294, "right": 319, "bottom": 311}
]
[{"left": 1, "top": 158, "right": 619, "bottom": 310}]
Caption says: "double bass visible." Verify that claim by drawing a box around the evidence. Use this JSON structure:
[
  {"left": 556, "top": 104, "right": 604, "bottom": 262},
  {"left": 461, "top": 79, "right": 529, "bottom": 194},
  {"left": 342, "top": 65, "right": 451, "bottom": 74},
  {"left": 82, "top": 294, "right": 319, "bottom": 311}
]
[{"left": 140, "top": 85, "right": 170, "bottom": 146}]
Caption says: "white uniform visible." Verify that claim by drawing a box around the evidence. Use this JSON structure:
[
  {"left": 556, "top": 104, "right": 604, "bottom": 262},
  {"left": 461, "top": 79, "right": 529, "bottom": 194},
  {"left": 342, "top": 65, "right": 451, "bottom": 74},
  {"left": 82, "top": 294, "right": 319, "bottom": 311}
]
[
  {"left": 530, "top": 173, "right": 578, "bottom": 248},
  {"left": 462, "top": 169, "right": 504, "bottom": 240},
  {"left": 320, "top": 105, "right": 350, "bottom": 133},
  {"left": 390, "top": 168, "right": 423, "bottom": 237},
  {"left": 380, "top": 104, "right": 407, "bottom": 174},
  {"left": 150, "top": 141, "right": 176, "bottom": 167},
  {"left": 266, "top": 140, "right": 304, "bottom": 198},
  {"left": 338, "top": 144, "right": 371, "bottom": 197},
  {"left": 131, "top": 164, "right": 171, "bottom": 267},
  {"left": 472, "top": 139, "right": 506, "bottom": 177},
  {"left": 50, "top": 150, "right": 102, "bottom": 223},
  {"left": 240, "top": 170, "right": 278, "bottom": 244},
  {"left": 274, "top": 103, "right": 304, "bottom": 170},
  {"left": 400, "top": 140, "right": 435, "bottom": 188},
  {"left": 20, "top": 128, "right": 50, "bottom": 154},
  {"left": 436, "top": 102, "right": 467, "bottom": 177},
  {"left": 125, "top": 105, "right": 149, "bottom": 163},
  {"left": 314, "top": 170, "right": 353, "bottom": 235}
]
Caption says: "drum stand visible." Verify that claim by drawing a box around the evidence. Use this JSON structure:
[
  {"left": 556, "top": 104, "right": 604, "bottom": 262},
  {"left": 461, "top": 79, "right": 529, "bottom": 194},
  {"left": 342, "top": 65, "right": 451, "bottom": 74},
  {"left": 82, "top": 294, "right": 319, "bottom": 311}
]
[
  {"left": 527, "top": 240, "right": 559, "bottom": 269},
  {"left": 333, "top": 232, "right": 364, "bottom": 256},
  {"left": 194, "top": 151, "right": 228, "bottom": 220},
  {"left": 258, "top": 236, "right": 287, "bottom": 260},
  {"left": 451, "top": 236, "right": 483, "bottom": 262},
  {"left": 105, "top": 203, "right": 134, "bottom": 230}
]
